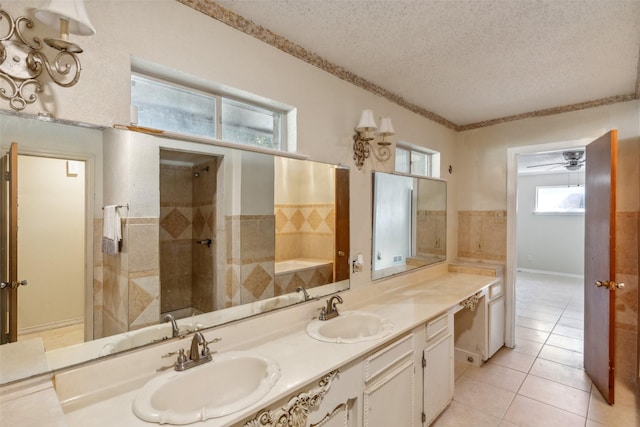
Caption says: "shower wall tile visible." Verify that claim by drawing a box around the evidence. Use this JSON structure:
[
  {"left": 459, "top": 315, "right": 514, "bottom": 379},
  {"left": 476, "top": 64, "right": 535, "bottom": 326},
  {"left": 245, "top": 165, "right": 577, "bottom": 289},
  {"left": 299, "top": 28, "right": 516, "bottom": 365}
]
[
  {"left": 275, "top": 204, "right": 335, "bottom": 262},
  {"left": 416, "top": 210, "right": 446, "bottom": 257},
  {"left": 239, "top": 215, "right": 275, "bottom": 262},
  {"left": 127, "top": 219, "right": 159, "bottom": 273},
  {"left": 458, "top": 210, "right": 507, "bottom": 261}
]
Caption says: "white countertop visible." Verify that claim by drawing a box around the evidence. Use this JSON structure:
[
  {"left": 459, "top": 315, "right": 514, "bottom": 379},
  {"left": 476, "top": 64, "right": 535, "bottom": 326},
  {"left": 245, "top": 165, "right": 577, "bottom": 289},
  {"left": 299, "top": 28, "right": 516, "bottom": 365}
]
[{"left": 59, "top": 270, "right": 499, "bottom": 427}]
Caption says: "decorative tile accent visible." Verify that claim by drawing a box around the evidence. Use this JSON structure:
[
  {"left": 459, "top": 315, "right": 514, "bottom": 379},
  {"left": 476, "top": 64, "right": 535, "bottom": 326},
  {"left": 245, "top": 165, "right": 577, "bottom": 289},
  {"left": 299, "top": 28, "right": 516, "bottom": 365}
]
[
  {"left": 161, "top": 208, "right": 191, "bottom": 239},
  {"left": 243, "top": 264, "right": 273, "bottom": 300}
]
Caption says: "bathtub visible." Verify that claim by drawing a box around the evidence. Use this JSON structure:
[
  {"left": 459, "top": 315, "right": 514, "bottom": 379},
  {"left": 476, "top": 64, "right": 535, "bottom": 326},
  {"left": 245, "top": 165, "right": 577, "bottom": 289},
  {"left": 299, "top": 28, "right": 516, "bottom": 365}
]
[{"left": 274, "top": 259, "right": 334, "bottom": 290}]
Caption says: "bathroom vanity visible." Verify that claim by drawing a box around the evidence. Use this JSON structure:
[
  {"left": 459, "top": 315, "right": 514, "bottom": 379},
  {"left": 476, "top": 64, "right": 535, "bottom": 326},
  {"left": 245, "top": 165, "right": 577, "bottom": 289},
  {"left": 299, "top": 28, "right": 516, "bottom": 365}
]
[{"left": 0, "top": 264, "right": 504, "bottom": 427}]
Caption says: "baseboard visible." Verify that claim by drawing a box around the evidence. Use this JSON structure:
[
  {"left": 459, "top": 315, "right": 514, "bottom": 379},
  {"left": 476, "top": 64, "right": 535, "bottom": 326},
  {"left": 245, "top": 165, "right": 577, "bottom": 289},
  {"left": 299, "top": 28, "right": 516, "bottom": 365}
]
[
  {"left": 18, "top": 317, "right": 84, "bottom": 335},
  {"left": 516, "top": 268, "right": 583, "bottom": 279}
]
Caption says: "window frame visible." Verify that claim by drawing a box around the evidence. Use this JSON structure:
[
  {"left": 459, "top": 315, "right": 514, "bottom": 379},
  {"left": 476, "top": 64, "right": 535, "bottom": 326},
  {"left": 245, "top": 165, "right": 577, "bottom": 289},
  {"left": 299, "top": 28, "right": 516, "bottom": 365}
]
[
  {"left": 395, "top": 143, "right": 440, "bottom": 177},
  {"left": 534, "top": 185, "right": 585, "bottom": 215},
  {"left": 131, "top": 72, "right": 289, "bottom": 152}
]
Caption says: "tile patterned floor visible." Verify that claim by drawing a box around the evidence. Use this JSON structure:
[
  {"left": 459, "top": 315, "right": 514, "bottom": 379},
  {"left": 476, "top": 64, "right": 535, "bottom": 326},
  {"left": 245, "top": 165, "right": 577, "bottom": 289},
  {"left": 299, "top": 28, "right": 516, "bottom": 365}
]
[
  {"left": 18, "top": 323, "right": 84, "bottom": 351},
  {"left": 433, "top": 271, "right": 640, "bottom": 427}
]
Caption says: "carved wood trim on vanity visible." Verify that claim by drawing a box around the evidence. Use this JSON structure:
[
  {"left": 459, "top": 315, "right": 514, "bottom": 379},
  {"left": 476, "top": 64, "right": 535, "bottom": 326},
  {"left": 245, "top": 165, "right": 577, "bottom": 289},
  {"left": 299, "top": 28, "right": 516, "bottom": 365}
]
[{"left": 244, "top": 370, "right": 339, "bottom": 427}]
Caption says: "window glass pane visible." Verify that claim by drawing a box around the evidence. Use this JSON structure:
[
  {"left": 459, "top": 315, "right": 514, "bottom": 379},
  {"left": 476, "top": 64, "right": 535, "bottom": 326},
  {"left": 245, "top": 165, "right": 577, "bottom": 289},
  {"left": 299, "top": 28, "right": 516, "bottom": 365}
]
[
  {"left": 395, "top": 147, "right": 410, "bottom": 173},
  {"left": 410, "top": 151, "right": 429, "bottom": 176},
  {"left": 221, "top": 98, "right": 281, "bottom": 150},
  {"left": 536, "top": 186, "right": 585, "bottom": 213},
  {"left": 131, "top": 74, "right": 216, "bottom": 138}
]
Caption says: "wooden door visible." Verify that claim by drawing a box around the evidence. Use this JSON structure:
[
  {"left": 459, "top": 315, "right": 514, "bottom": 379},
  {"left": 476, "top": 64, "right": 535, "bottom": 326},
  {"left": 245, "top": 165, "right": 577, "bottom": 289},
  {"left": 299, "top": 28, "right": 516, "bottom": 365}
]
[
  {"left": 584, "top": 130, "right": 618, "bottom": 404},
  {"left": 1, "top": 143, "right": 18, "bottom": 343},
  {"left": 334, "top": 167, "right": 350, "bottom": 282}
]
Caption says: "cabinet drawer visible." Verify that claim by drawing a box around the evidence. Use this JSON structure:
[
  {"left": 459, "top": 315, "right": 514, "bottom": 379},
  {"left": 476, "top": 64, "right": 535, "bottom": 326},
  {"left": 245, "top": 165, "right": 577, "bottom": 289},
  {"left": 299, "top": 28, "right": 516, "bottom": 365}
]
[
  {"left": 488, "top": 281, "right": 503, "bottom": 300},
  {"left": 364, "top": 334, "right": 414, "bottom": 382},
  {"left": 425, "top": 313, "right": 449, "bottom": 342}
]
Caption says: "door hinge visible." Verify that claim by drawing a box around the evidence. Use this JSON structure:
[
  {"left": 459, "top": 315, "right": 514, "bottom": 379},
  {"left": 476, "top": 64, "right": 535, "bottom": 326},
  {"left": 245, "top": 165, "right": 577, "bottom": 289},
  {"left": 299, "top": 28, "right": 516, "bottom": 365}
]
[
  {"left": 422, "top": 412, "right": 426, "bottom": 423},
  {"left": 422, "top": 355, "right": 426, "bottom": 368},
  {"left": 3, "top": 171, "right": 9, "bottom": 181}
]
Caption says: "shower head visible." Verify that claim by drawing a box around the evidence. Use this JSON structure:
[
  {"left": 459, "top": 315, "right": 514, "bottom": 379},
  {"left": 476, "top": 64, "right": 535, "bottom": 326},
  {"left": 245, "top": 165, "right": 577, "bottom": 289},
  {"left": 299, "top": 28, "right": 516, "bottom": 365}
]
[{"left": 193, "top": 166, "right": 209, "bottom": 177}]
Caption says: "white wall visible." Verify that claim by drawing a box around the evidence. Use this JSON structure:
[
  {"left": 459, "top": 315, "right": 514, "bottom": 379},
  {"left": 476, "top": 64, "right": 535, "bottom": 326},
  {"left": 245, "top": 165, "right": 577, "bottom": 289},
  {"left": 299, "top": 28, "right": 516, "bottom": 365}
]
[{"left": 516, "top": 172, "right": 585, "bottom": 275}]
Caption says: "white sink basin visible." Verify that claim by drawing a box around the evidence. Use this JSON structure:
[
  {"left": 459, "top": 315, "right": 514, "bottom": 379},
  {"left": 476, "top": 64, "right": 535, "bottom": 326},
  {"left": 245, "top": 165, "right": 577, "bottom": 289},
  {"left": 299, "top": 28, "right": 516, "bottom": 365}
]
[
  {"left": 133, "top": 351, "right": 280, "bottom": 425},
  {"left": 306, "top": 311, "right": 393, "bottom": 343}
]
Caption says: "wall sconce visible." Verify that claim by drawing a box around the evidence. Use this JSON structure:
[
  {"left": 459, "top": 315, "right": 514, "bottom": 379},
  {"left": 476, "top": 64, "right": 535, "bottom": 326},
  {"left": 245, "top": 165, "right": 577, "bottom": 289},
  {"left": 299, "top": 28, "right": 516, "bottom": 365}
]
[
  {"left": 0, "top": 0, "right": 95, "bottom": 111},
  {"left": 352, "top": 109, "right": 395, "bottom": 170}
]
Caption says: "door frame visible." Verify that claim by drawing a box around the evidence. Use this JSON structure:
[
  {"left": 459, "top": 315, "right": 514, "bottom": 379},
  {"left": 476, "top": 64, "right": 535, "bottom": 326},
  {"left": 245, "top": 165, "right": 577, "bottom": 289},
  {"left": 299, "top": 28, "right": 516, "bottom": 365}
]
[
  {"left": 505, "top": 138, "right": 591, "bottom": 348},
  {"left": 1, "top": 144, "right": 95, "bottom": 342}
]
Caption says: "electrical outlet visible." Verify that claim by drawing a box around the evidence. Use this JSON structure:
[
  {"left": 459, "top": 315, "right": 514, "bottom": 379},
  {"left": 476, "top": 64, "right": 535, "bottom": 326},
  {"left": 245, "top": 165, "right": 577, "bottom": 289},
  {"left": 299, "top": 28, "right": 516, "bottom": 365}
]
[
  {"left": 434, "top": 237, "right": 440, "bottom": 248},
  {"left": 476, "top": 241, "right": 483, "bottom": 252},
  {"left": 494, "top": 210, "right": 504, "bottom": 224},
  {"left": 527, "top": 254, "right": 533, "bottom": 261}
]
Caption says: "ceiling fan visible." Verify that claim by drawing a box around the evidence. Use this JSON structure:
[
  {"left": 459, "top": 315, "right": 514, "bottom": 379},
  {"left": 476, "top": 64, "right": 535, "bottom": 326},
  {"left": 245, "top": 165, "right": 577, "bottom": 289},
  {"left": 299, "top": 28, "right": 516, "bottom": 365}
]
[{"left": 527, "top": 150, "right": 585, "bottom": 171}]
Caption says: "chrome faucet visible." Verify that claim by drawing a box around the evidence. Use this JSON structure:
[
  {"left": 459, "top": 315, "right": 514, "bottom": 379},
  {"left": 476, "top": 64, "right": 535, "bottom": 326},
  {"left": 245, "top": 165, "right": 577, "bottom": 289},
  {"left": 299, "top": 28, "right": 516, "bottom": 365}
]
[
  {"left": 296, "top": 286, "right": 310, "bottom": 301},
  {"left": 162, "top": 314, "right": 180, "bottom": 338},
  {"left": 319, "top": 295, "right": 343, "bottom": 320},
  {"left": 173, "top": 332, "right": 216, "bottom": 371}
]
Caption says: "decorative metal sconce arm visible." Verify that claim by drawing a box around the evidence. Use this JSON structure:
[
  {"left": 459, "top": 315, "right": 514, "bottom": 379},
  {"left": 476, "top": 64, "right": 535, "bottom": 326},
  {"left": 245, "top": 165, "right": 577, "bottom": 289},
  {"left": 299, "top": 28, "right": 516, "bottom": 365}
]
[
  {"left": 352, "top": 130, "right": 391, "bottom": 170},
  {"left": 0, "top": 5, "right": 87, "bottom": 111}
]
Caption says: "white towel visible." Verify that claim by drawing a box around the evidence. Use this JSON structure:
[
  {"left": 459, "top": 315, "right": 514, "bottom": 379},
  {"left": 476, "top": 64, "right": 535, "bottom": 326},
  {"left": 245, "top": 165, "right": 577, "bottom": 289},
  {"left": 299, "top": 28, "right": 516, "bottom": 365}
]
[{"left": 102, "top": 205, "right": 122, "bottom": 255}]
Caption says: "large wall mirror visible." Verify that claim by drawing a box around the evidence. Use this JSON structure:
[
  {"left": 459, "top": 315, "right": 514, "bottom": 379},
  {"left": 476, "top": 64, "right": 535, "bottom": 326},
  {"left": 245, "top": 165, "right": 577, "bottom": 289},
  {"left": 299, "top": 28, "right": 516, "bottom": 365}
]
[
  {"left": 372, "top": 172, "right": 446, "bottom": 280},
  {"left": 0, "top": 113, "right": 350, "bottom": 384}
]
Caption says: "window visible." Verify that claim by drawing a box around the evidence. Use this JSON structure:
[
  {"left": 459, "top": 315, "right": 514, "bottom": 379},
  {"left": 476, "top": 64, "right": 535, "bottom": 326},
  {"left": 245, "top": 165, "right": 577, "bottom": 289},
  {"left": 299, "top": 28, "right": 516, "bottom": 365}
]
[
  {"left": 395, "top": 144, "right": 439, "bottom": 177},
  {"left": 535, "top": 185, "right": 585, "bottom": 213},
  {"left": 131, "top": 74, "right": 286, "bottom": 150}
]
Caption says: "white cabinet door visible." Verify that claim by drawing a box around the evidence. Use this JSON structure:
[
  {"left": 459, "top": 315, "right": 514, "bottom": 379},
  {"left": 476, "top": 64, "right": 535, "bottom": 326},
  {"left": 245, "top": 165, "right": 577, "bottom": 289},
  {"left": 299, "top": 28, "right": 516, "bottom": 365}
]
[
  {"left": 423, "top": 334, "right": 453, "bottom": 425},
  {"left": 488, "top": 296, "right": 505, "bottom": 358},
  {"left": 363, "top": 359, "right": 415, "bottom": 427}
]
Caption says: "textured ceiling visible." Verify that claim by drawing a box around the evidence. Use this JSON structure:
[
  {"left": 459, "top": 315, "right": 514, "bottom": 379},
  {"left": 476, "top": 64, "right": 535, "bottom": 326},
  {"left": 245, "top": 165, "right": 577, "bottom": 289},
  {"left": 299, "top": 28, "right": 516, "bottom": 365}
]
[{"left": 211, "top": 0, "right": 640, "bottom": 129}]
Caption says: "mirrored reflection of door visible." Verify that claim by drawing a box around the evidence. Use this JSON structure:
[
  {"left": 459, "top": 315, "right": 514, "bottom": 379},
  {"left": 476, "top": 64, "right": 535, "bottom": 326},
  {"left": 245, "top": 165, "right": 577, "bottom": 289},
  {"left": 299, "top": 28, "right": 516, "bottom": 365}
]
[
  {"left": 584, "top": 130, "right": 618, "bottom": 404},
  {"left": 1, "top": 143, "right": 18, "bottom": 344},
  {"left": 16, "top": 155, "right": 86, "bottom": 348}
]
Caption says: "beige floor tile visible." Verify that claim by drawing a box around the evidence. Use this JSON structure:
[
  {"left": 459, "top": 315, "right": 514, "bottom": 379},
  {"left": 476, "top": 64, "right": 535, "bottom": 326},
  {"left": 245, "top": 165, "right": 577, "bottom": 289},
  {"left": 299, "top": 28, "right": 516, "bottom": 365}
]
[
  {"left": 538, "top": 345, "right": 583, "bottom": 369},
  {"left": 503, "top": 395, "right": 586, "bottom": 427},
  {"left": 518, "top": 375, "right": 590, "bottom": 416},
  {"left": 562, "top": 309, "right": 584, "bottom": 321},
  {"left": 585, "top": 420, "right": 607, "bottom": 427},
  {"left": 487, "top": 347, "right": 536, "bottom": 373},
  {"left": 552, "top": 324, "right": 583, "bottom": 340},
  {"left": 546, "top": 333, "right": 583, "bottom": 353},
  {"left": 453, "top": 376, "right": 516, "bottom": 418},
  {"left": 18, "top": 323, "right": 85, "bottom": 351},
  {"left": 515, "top": 326, "right": 549, "bottom": 344},
  {"left": 588, "top": 385, "right": 640, "bottom": 426},
  {"left": 513, "top": 337, "right": 543, "bottom": 356},
  {"left": 431, "top": 401, "right": 501, "bottom": 427},
  {"left": 529, "top": 358, "right": 591, "bottom": 392},
  {"left": 518, "top": 309, "right": 561, "bottom": 323},
  {"left": 516, "top": 316, "right": 555, "bottom": 332},
  {"left": 557, "top": 317, "right": 584, "bottom": 330},
  {"left": 462, "top": 363, "right": 526, "bottom": 393},
  {"left": 455, "top": 359, "right": 472, "bottom": 380}
]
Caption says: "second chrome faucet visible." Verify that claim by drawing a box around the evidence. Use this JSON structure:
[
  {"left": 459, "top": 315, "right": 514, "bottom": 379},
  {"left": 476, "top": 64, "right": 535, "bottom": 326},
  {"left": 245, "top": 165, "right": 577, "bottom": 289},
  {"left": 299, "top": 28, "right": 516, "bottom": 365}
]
[
  {"left": 319, "top": 295, "right": 343, "bottom": 321},
  {"left": 169, "top": 332, "right": 221, "bottom": 371}
]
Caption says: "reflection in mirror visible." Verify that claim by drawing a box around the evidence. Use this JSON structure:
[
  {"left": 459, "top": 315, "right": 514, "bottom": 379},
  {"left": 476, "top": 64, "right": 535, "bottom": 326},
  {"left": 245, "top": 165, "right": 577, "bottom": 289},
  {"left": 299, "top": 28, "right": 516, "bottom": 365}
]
[
  {"left": 0, "top": 112, "right": 349, "bottom": 384},
  {"left": 372, "top": 172, "right": 446, "bottom": 280}
]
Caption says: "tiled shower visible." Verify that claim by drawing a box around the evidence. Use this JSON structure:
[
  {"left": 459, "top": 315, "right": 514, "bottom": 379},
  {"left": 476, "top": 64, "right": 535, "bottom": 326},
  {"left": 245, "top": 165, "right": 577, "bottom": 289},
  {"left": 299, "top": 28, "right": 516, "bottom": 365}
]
[{"left": 159, "top": 154, "right": 217, "bottom": 319}]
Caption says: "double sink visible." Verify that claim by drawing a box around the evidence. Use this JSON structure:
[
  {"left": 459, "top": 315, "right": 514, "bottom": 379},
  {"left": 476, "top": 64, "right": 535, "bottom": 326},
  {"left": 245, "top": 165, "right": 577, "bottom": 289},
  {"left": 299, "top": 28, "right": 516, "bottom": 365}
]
[{"left": 133, "top": 298, "right": 393, "bottom": 425}]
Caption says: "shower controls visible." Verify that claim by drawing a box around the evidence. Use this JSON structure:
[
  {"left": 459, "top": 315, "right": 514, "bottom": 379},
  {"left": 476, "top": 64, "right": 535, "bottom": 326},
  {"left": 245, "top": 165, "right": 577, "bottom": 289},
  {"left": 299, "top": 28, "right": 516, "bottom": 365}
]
[{"left": 196, "top": 239, "right": 212, "bottom": 248}]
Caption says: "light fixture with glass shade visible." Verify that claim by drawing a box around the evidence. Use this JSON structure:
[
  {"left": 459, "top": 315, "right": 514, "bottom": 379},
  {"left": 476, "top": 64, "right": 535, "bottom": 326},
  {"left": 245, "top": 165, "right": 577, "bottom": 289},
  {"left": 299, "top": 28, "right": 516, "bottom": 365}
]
[
  {"left": 352, "top": 110, "right": 395, "bottom": 170},
  {"left": 0, "top": 0, "right": 95, "bottom": 111}
]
